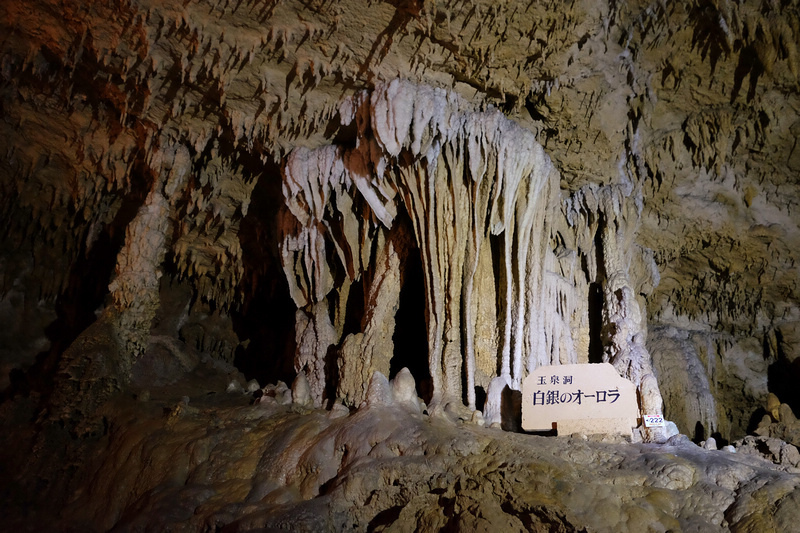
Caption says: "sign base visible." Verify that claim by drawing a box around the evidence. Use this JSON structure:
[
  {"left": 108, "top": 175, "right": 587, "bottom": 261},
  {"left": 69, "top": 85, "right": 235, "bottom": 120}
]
[{"left": 556, "top": 417, "right": 637, "bottom": 437}]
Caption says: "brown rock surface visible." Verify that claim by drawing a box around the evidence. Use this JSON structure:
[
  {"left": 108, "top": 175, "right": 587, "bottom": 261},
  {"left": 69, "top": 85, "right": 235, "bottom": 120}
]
[
  {"left": 2, "top": 0, "right": 800, "bottom": 528},
  {"left": 4, "top": 383, "right": 800, "bottom": 532}
]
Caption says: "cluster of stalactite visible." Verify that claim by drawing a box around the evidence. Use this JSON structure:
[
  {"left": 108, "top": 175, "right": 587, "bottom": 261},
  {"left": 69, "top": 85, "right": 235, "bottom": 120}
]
[{"left": 279, "top": 79, "right": 665, "bottom": 437}]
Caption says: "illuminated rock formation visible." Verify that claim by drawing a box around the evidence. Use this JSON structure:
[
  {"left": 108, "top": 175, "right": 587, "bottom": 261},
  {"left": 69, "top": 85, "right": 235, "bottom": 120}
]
[
  {"left": 2, "top": 0, "right": 798, "bottom": 441},
  {"left": 278, "top": 79, "right": 665, "bottom": 438},
  {"left": 1, "top": 0, "right": 800, "bottom": 528}
]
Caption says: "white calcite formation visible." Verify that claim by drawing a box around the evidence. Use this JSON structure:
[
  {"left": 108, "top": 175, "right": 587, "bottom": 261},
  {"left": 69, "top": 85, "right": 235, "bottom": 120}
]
[
  {"left": 279, "top": 79, "right": 665, "bottom": 438},
  {"left": 562, "top": 182, "right": 665, "bottom": 439}
]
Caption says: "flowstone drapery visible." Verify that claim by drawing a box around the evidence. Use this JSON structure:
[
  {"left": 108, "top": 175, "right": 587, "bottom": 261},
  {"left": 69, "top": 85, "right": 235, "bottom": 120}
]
[{"left": 279, "top": 79, "right": 664, "bottom": 436}]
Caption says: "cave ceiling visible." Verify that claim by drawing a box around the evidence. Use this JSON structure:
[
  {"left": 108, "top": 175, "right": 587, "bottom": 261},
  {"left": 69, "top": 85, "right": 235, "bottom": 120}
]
[{"left": 2, "top": 0, "right": 800, "bottom": 439}]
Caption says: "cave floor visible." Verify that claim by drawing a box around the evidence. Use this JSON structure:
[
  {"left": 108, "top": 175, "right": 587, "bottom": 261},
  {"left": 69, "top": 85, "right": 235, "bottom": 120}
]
[{"left": 2, "top": 366, "right": 800, "bottom": 533}]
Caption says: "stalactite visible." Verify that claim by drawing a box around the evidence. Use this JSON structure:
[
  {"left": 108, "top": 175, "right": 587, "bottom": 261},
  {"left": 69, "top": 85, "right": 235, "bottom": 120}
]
[{"left": 279, "top": 79, "right": 588, "bottom": 413}]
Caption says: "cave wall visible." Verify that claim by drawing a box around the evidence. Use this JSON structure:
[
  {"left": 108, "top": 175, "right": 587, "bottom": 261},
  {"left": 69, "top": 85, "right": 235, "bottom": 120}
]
[{"left": 1, "top": 0, "right": 799, "bottom": 441}]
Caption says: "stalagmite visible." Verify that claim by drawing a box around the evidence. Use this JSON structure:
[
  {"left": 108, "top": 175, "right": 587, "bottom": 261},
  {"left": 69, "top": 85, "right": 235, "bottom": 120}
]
[
  {"left": 293, "top": 301, "right": 338, "bottom": 407},
  {"left": 48, "top": 142, "right": 191, "bottom": 433},
  {"left": 337, "top": 230, "right": 406, "bottom": 407},
  {"left": 598, "top": 198, "right": 665, "bottom": 439}
]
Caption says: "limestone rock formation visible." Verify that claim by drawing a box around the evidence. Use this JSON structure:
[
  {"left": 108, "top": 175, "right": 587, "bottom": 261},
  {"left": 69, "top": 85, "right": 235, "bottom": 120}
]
[
  {"left": 752, "top": 393, "right": 800, "bottom": 447},
  {"left": 5, "top": 387, "right": 800, "bottom": 532},
  {"left": 1, "top": 0, "right": 800, "bottom": 529},
  {"left": 278, "top": 79, "right": 667, "bottom": 441},
  {"left": 1, "top": 0, "right": 797, "bottom": 442}
]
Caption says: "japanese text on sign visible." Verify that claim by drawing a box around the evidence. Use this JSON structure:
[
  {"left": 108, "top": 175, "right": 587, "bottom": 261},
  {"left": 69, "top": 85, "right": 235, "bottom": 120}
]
[
  {"left": 536, "top": 375, "right": 574, "bottom": 385},
  {"left": 522, "top": 363, "right": 639, "bottom": 434},
  {"left": 530, "top": 387, "right": 621, "bottom": 406}
]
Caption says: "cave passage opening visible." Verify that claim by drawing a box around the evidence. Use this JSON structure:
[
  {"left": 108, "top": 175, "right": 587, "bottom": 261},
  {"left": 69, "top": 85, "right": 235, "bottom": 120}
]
[
  {"left": 390, "top": 214, "right": 432, "bottom": 404},
  {"left": 588, "top": 282, "right": 605, "bottom": 364},
  {"left": 588, "top": 224, "right": 607, "bottom": 364},
  {"left": 231, "top": 159, "right": 298, "bottom": 389},
  {"left": 766, "top": 329, "right": 800, "bottom": 419}
]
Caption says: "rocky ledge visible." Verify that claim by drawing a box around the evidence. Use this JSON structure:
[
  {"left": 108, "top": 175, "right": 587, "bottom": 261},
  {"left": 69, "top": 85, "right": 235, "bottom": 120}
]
[{"left": 3, "top": 368, "right": 800, "bottom": 532}]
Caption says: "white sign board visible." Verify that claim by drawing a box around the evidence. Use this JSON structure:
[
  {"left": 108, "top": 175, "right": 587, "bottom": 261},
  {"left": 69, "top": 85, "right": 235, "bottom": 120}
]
[{"left": 521, "top": 363, "right": 639, "bottom": 435}]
